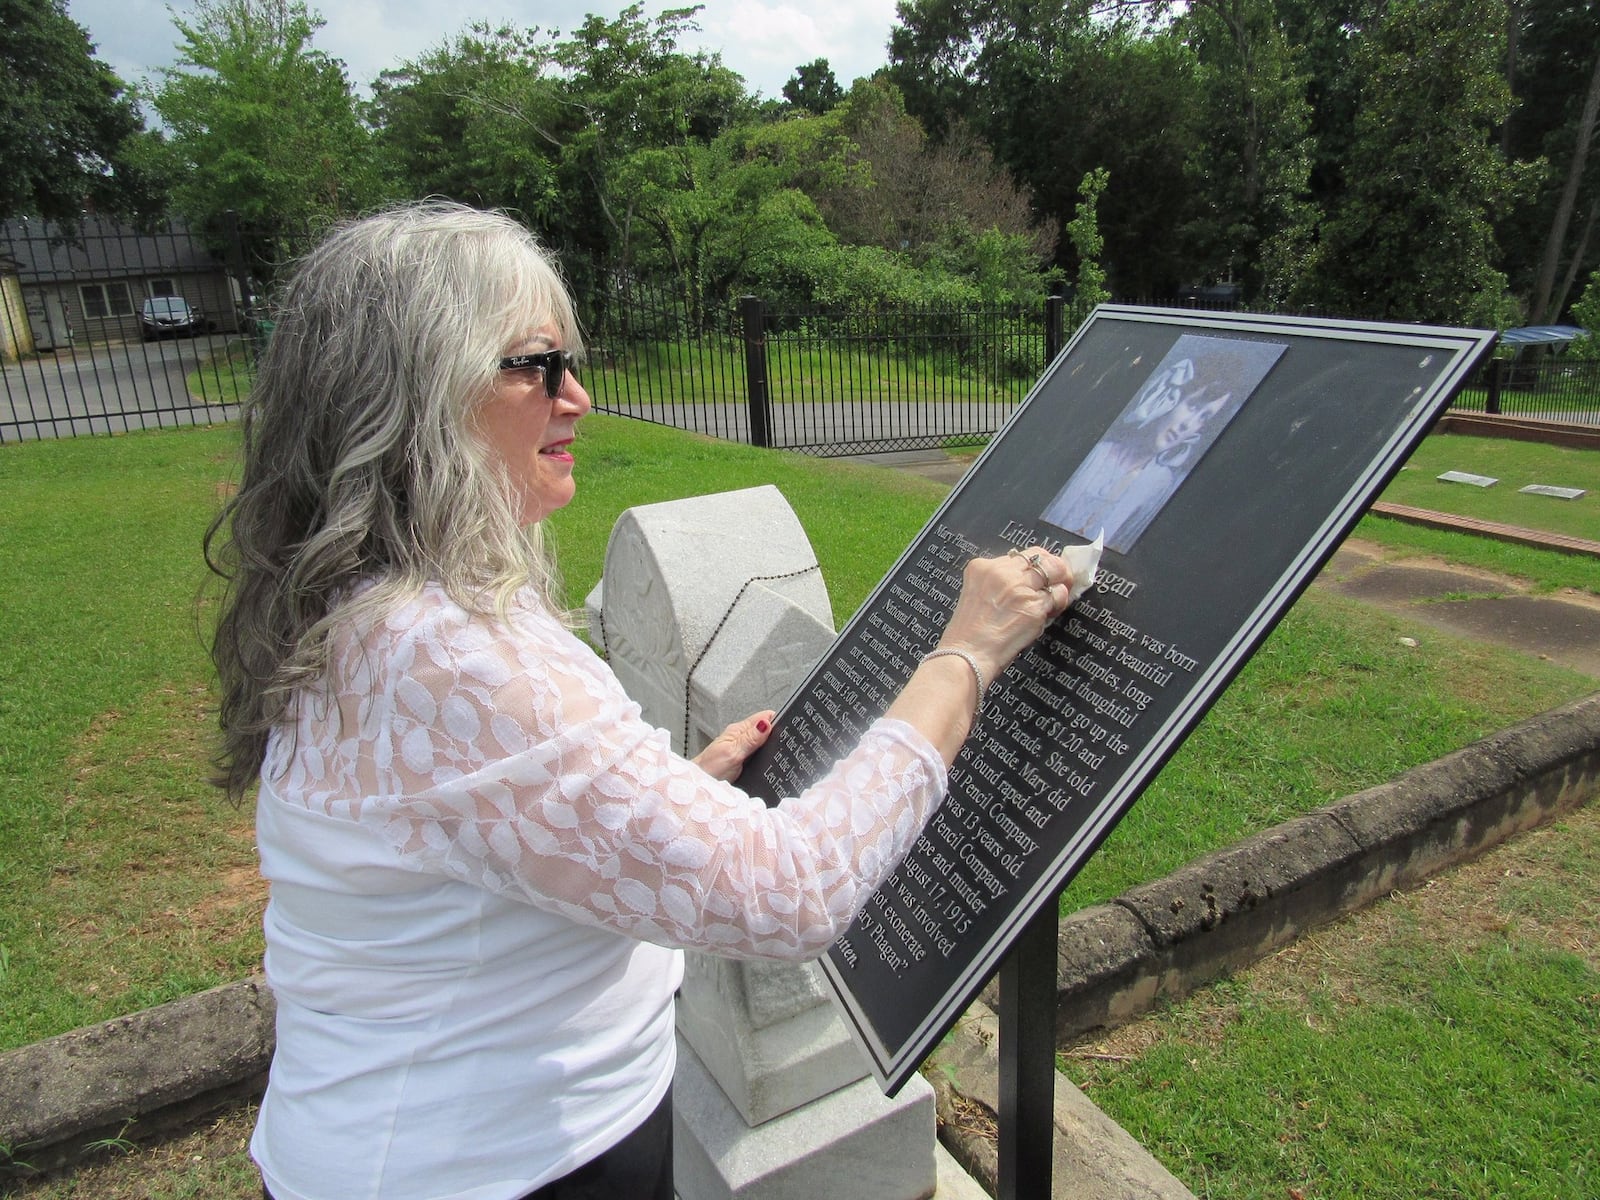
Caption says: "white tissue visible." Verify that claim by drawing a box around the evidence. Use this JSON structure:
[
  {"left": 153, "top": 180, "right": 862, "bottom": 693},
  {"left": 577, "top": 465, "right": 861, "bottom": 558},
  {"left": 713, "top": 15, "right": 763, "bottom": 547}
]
[{"left": 1062, "top": 532, "right": 1104, "bottom": 605}]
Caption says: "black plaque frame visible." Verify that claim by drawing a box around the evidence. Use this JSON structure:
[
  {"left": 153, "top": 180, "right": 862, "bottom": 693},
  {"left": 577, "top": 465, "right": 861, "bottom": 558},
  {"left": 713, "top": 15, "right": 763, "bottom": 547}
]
[{"left": 741, "top": 306, "right": 1497, "bottom": 1093}]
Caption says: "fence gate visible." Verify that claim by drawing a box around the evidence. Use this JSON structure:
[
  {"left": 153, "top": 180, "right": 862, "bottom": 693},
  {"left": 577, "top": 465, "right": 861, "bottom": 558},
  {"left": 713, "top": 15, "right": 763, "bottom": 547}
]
[{"left": 0, "top": 215, "right": 260, "bottom": 443}]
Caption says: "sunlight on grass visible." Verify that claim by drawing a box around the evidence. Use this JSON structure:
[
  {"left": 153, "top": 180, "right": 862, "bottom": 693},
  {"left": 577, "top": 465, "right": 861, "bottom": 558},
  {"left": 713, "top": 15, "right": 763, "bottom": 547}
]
[
  {"left": 1068, "top": 808, "right": 1600, "bottom": 1200},
  {"left": 1382, "top": 434, "right": 1598, "bottom": 537}
]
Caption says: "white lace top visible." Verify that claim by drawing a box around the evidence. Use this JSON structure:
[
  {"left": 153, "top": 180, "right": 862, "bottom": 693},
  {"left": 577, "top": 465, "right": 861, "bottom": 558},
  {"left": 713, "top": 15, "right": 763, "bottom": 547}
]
[{"left": 250, "top": 584, "right": 947, "bottom": 1200}]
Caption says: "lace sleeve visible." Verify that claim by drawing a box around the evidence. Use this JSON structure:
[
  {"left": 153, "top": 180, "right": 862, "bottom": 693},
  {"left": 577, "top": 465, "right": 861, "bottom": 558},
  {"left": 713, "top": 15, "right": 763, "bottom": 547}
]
[{"left": 346, "top": 593, "right": 947, "bottom": 960}]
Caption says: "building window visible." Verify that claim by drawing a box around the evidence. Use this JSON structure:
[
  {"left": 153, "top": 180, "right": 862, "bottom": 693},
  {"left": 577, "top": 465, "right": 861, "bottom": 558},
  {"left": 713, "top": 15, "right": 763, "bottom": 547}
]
[
  {"left": 149, "top": 278, "right": 176, "bottom": 297},
  {"left": 79, "top": 282, "right": 134, "bottom": 319}
]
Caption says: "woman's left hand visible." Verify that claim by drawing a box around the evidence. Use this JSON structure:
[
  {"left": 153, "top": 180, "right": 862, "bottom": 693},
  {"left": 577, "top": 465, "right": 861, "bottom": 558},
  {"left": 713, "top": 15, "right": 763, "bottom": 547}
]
[{"left": 693, "top": 710, "right": 777, "bottom": 782}]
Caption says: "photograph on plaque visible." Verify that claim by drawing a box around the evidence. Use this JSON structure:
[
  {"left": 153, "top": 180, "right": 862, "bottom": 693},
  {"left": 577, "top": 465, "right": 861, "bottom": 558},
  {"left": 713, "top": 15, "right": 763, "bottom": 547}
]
[
  {"left": 1040, "top": 334, "right": 1285, "bottom": 551},
  {"left": 737, "top": 306, "right": 1496, "bottom": 1093}
]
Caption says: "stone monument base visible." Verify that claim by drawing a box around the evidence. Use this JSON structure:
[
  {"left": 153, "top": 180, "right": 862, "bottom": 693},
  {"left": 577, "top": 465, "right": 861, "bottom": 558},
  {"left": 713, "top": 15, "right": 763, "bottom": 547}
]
[
  {"left": 676, "top": 956, "right": 868, "bottom": 1126},
  {"left": 674, "top": 1035, "right": 937, "bottom": 1200}
]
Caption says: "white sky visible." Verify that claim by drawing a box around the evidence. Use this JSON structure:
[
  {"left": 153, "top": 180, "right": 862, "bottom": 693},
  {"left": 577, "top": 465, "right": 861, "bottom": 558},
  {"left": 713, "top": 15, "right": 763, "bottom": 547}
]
[{"left": 65, "top": 0, "right": 903, "bottom": 104}]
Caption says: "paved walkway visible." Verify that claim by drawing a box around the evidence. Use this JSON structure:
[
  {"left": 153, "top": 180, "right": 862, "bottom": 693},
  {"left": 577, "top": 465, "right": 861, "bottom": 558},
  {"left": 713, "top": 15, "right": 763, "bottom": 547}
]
[{"left": 1321, "top": 539, "right": 1600, "bottom": 678}]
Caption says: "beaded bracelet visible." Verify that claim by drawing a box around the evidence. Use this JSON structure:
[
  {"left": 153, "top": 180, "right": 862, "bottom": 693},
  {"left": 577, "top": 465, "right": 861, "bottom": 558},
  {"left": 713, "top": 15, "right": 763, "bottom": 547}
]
[{"left": 921, "top": 646, "right": 987, "bottom": 731}]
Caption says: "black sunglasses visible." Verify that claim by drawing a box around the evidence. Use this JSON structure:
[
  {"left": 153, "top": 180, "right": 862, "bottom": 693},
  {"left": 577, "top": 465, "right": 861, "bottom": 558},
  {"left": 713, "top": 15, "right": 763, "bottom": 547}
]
[{"left": 497, "top": 349, "right": 575, "bottom": 399}]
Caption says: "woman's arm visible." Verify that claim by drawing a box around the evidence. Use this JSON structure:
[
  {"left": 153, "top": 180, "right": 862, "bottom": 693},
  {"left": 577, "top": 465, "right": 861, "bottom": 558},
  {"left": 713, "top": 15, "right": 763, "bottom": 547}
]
[
  {"left": 341, "top": 548, "right": 1074, "bottom": 957},
  {"left": 695, "top": 546, "right": 1076, "bottom": 775},
  {"left": 887, "top": 547, "right": 1073, "bottom": 762}
]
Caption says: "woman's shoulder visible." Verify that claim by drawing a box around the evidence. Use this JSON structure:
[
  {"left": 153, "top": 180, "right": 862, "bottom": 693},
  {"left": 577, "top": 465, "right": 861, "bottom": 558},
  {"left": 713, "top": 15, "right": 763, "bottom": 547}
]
[
  {"left": 349, "top": 582, "right": 611, "bottom": 720},
  {"left": 329, "top": 581, "right": 563, "bottom": 674},
  {"left": 391, "top": 583, "right": 565, "bottom": 645}
]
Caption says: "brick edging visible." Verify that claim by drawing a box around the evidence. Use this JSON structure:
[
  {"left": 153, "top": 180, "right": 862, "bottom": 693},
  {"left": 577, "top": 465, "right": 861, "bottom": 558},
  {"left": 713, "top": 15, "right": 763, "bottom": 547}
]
[
  {"left": 1435, "top": 412, "right": 1600, "bottom": 451},
  {"left": 1369, "top": 501, "right": 1600, "bottom": 558}
]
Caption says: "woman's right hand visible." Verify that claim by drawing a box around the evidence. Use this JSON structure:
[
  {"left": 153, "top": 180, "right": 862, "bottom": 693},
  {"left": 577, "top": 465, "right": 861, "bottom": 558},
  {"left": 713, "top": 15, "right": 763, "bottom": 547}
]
[
  {"left": 942, "top": 546, "right": 1075, "bottom": 683},
  {"left": 885, "top": 545, "right": 1076, "bottom": 764}
]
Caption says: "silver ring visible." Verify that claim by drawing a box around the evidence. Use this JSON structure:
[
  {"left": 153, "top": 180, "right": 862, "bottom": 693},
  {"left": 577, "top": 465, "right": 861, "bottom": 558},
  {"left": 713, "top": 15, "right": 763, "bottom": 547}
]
[{"left": 1024, "top": 553, "right": 1050, "bottom": 588}]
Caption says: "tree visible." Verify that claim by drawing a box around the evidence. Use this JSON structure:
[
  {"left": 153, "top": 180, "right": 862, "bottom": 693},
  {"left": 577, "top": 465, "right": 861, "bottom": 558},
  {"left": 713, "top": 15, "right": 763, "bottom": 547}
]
[
  {"left": 1504, "top": 0, "right": 1600, "bottom": 322},
  {"left": 1065, "top": 167, "right": 1111, "bottom": 308},
  {"left": 1568, "top": 266, "right": 1600, "bottom": 355},
  {"left": 806, "top": 80, "right": 1053, "bottom": 268},
  {"left": 887, "top": 0, "right": 1206, "bottom": 295},
  {"left": 1179, "top": 0, "right": 1318, "bottom": 303},
  {"left": 369, "top": 25, "right": 562, "bottom": 221},
  {"left": 782, "top": 58, "right": 845, "bottom": 113},
  {"left": 364, "top": 6, "right": 759, "bottom": 285},
  {"left": 0, "top": 0, "right": 167, "bottom": 223},
  {"left": 152, "top": 0, "right": 383, "bottom": 233},
  {"left": 1495, "top": 0, "right": 1600, "bottom": 319},
  {"left": 1527, "top": 46, "right": 1600, "bottom": 321},
  {"left": 1307, "top": 0, "right": 1522, "bottom": 325},
  {"left": 1275, "top": 0, "right": 1382, "bottom": 214},
  {"left": 613, "top": 134, "right": 835, "bottom": 318},
  {"left": 546, "top": 4, "right": 754, "bottom": 270}
]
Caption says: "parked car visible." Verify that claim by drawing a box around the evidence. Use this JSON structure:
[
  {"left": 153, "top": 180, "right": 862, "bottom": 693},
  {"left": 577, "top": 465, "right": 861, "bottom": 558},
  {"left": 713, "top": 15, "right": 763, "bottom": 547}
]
[{"left": 140, "top": 296, "right": 210, "bottom": 339}]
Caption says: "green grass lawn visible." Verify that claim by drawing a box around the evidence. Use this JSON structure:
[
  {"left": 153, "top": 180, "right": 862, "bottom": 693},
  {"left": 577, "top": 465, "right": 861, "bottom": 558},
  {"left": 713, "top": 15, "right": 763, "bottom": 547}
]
[
  {"left": 1350, "top": 428, "right": 1600, "bottom": 595},
  {"left": 0, "top": 419, "right": 1595, "bottom": 1196},
  {"left": 1357, "top": 432, "right": 1600, "bottom": 594},
  {"left": 1378, "top": 432, "right": 1598, "bottom": 539},
  {"left": 0, "top": 426, "right": 252, "bottom": 1047},
  {"left": 1071, "top": 806, "right": 1600, "bottom": 1199},
  {"left": 1, "top": 417, "right": 1592, "bottom": 1051},
  {"left": 1356, "top": 428, "right": 1600, "bottom": 595}
]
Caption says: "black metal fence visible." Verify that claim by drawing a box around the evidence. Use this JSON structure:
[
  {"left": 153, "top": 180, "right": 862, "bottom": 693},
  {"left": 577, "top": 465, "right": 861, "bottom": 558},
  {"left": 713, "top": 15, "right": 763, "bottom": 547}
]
[
  {"left": 4, "top": 213, "right": 1597, "bottom": 447},
  {"left": 576, "top": 280, "right": 1082, "bottom": 455},
  {"left": 0, "top": 215, "right": 257, "bottom": 441},
  {"left": 1452, "top": 356, "right": 1600, "bottom": 423}
]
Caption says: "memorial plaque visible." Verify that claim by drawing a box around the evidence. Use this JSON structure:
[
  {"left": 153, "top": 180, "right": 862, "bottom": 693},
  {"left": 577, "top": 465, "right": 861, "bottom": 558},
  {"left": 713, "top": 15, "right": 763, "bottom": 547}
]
[
  {"left": 1519, "top": 484, "right": 1586, "bottom": 499},
  {"left": 739, "top": 306, "right": 1497, "bottom": 1093}
]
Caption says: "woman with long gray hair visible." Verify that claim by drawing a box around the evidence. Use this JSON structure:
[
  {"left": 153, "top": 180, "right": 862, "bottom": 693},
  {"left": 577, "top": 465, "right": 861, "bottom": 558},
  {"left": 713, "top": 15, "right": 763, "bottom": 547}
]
[{"left": 207, "top": 200, "right": 1078, "bottom": 1200}]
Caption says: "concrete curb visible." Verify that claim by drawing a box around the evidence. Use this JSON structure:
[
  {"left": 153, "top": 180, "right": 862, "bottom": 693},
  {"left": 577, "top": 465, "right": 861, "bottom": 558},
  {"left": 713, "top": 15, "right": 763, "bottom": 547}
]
[
  {"left": 1034, "top": 690, "right": 1600, "bottom": 1045},
  {"left": 0, "top": 977, "right": 274, "bottom": 1176},
  {"left": 2, "top": 692, "right": 1596, "bottom": 1188},
  {"left": 928, "top": 1001, "right": 1196, "bottom": 1200}
]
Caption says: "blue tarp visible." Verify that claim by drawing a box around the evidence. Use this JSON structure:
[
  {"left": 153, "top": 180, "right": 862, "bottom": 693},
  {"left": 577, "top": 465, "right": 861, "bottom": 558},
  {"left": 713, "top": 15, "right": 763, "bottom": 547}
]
[{"left": 1499, "top": 324, "right": 1589, "bottom": 345}]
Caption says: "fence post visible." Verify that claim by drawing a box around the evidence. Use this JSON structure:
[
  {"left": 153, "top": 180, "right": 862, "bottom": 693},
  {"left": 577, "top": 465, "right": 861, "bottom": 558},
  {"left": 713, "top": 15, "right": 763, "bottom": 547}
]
[
  {"left": 221, "top": 211, "right": 251, "bottom": 305},
  {"left": 1485, "top": 357, "right": 1502, "bottom": 415},
  {"left": 1045, "top": 293, "right": 1066, "bottom": 371},
  {"left": 740, "top": 295, "right": 772, "bottom": 449},
  {"left": 221, "top": 210, "right": 262, "bottom": 358}
]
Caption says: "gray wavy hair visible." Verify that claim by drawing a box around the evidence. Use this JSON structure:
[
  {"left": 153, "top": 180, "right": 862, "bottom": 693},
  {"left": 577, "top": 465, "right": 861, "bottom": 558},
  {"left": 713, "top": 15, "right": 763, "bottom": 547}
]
[{"left": 205, "top": 200, "right": 583, "bottom": 802}]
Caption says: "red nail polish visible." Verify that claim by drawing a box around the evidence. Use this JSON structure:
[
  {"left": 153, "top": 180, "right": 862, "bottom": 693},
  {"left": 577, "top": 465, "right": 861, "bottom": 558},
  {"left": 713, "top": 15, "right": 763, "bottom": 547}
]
[{"left": 757, "top": 719, "right": 770, "bottom": 733}]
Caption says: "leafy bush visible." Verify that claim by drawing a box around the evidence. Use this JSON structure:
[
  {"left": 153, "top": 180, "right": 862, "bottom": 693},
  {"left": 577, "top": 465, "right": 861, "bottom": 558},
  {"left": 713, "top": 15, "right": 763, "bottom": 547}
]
[
  {"left": 757, "top": 241, "right": 981, "bottom": 309},
  {"left": 1569, "top": 268, "right": 1600, "bottom": 360}
]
